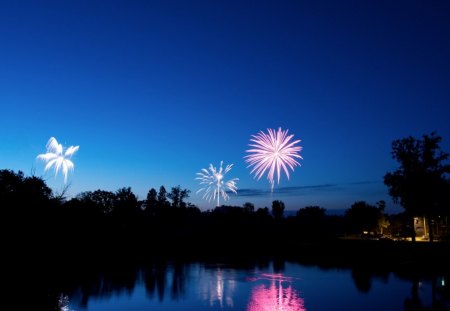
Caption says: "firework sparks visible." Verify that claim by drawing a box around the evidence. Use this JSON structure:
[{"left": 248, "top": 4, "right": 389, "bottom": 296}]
[
  {"left": 245, "top": 127, "right": 302, "bottom": 190},
  {"left": 37, "top": 137, "right": 79, "bottom": 184},
  {"left": 196, "top": 161, "right": 238, "bottom": 207}
]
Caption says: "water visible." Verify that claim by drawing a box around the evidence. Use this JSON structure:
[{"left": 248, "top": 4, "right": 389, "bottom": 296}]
[{"left": 57, "top": 260, "right": 448, "bottom": 311}]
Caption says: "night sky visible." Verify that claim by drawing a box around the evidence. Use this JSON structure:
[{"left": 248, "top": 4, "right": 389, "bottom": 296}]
[{"left": 1, "top": 1, "right": 449, "bottom": 213}]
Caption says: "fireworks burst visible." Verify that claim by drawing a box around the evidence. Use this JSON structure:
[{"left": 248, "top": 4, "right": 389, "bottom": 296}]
[
  {"left": 37, "top": 137, "right": 79, "bottom": 184},
  {"left": 196, "top": 161, "right": 238, "bottom": 207},
  {"left": 245, "top": 127, "right": 302, "bottom": 190}
]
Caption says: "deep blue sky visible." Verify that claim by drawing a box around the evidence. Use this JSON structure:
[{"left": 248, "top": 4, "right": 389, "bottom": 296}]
[{"left": 1, "top": 1, "right": 449, "bottom": 213}]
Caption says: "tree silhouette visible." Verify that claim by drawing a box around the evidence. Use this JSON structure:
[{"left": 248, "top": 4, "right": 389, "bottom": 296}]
[
  {"left": 256, "top": 207, "right": 270, "bottom": 217},
  {"left": 77, "top": 189, "right": 116, "bottom": 214},
  {"left": 0, "top": 169, "right": 52, "bottom": 216},
  {"left": 296, "top": 206, "right": 326, "bottom": 219},
  {"left": 0, "top": 169, "right": 24, "bottom": 210},
  {"left": 384, "top": 132, "right": 450, "bottom": 242},
  {"left": 271, "top": 200, "right": 285, "bottom": 220},
  {"left": 295, "top": 206, "right": 327, "bottom": 237},
  {"left": 113, "top": 187, "right": 139, "bottom": 219},
  {"left": 345, "top": 201, "right": 384, "bottom": 236},
  {"left": 243, "top": 202, "right": 255, "bottom": 213},
  {"left": 145, "top": 188, "right": 158, "bottom": 213},
  {"left": 167, "top": 185, "right": 191, "bottom": 208},
  {"left": 157, "top": 186, "right": 170, "bottom": 208}
]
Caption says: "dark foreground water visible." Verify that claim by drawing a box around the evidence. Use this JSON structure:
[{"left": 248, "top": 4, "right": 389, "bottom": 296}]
[{"left": 57, "top": 259, "right": 449, "bottom": 311}]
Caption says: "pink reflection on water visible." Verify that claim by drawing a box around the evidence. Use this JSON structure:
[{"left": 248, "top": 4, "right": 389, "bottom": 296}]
[{"left": 247, "top": 273, "right": 306, "bottom": 311}]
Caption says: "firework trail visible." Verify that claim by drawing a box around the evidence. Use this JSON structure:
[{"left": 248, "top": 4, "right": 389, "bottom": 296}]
[
  {"left": 37, "top": 137, "right": 79, "bottom": 183},
  {"left": 196, "top": 161, "right": 238, "bottom": 207},
  {"left": 245, "top": 127, "right": 302, "bottom": 190}
]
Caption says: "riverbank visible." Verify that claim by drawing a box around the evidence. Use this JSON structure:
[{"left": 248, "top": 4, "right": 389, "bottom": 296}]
[{"left": 11, "top": 236, "right": 449, "bottom": 274}]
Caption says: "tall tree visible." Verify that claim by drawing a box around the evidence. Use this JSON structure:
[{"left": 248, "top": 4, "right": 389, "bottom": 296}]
[
  {"left": 271, "top": 200, "right": 285, "bottom": 219},
  {"left": 113, "top": 187, "right": 139, "bottom": 217},
  {"left": 146, "top": 188, "right": 158, "bottom": 212},
  {"left": 179, "top": 188, "right": 190, "bottom": 208},
  {"left": 167, "top": 185, "right": 191, "bottom": 208},
  {"left": 384, "top": 132, "right": 449, "bottom": 242},
  {"left": 0, "top": 169, "right": 53, "bottom": 237},
  {"left": 157, "top": 186, "right": 170, "bottom": 208},
  {"left": 0, "top": 169, "right": 52, "bottom": 212},
  {"left": 168, "top": 186, "right": 180, "bottom": 208}
]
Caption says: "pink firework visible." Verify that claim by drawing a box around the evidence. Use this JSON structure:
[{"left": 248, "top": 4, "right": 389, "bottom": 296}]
[{"left": 245, "top": 127, "right": 303, "bottom": 190}]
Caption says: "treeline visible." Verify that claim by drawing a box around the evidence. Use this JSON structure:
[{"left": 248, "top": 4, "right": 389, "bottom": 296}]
[{"left": 1, "top": 168, "right": 438, "bottom": 260}]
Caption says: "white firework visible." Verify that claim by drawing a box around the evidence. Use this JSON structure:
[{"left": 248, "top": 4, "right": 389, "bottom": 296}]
[
  {"left": 196, "top": 161, "right": 238, "bottom": 207},
  {"left": 37, "top": 137, "right": 79, "bottom": 183}
]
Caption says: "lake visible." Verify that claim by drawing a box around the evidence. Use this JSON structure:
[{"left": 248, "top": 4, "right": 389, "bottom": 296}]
[{"left": 56, "top": 259, "right": 448, "bottom": 311}]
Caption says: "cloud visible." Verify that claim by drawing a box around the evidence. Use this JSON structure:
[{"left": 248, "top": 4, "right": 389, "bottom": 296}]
[
  {"left": 232, "top": 188, "right": 269, "bottom": 197},
  {"left": 345, "top": 180, "right": 380, "bottom": 186},
  {"left": 233, "top": 181, "right": 384, "bottom": 199},
  {"left": 234, "top": 184, "right": 338, "bottom": 198}
]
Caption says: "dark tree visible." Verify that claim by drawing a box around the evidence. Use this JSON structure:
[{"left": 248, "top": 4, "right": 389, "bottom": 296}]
[
  {"left": 113, "top": 187, "right": 139, "bottom": 216},
  {"left": 167, "top": 186, "right": 181, "bottom": 208},
  {"left": 0, "top": 169, "right": 52, "bottom": 215},
  {"left": 77, "top": 189, "right": 116, "bottom": 214},
  {"left": 167, "top": 185, "right": 191, "bottom": 208},
  {"left": 22, "top": 176, "right": 53, "bottom": 204},
  {"left": 179, "top": 188, "right": 190, "bottom": 208},
  {"left": 271, "top": 200, "right": 285, "bottom": 219},
  {"left": 243, "top": 202, "right": 255, "bottom": 213},
  {"left": 345, "top": 201, "right": 383, "bottom": 235},
  {"left": 145, "top": 188, "right": 158, "bottom": 212},
  {"left": 0, "top": 169, "right": 54, "bottom": 249},
  {"left": 384, "top": 132, "right": 450, "bottom": 242},
  {"left": 157, "top": 186, "right": 170, "bottom": 208},
  {"left": 255, "top": 207, "right": 270, "bottom": 218}
]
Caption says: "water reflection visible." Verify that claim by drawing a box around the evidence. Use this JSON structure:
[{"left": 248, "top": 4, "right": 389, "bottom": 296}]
[
  {"left": 65, "top": 262, "right": 140, "bottom": 308},
  {"left": 404, "top": 276, "right": 450, "bottom": 311},
  {"left": 58, "top": 294, "right": 72, "bottom": 311},
  {"left": 18, "top": 258, "right": 449, "bottom": 310},
  {"left": 142, "top": 262, "right": 167, "bottom": 301},
  {"left": 351, "top": 268, "right": 389, "bottom": 293},
  {"left": 199, "top": 268, "right": 237, "bottom": 308},
  {"left": 247, "top": 273, "right": 305, "bottom": 311}
]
